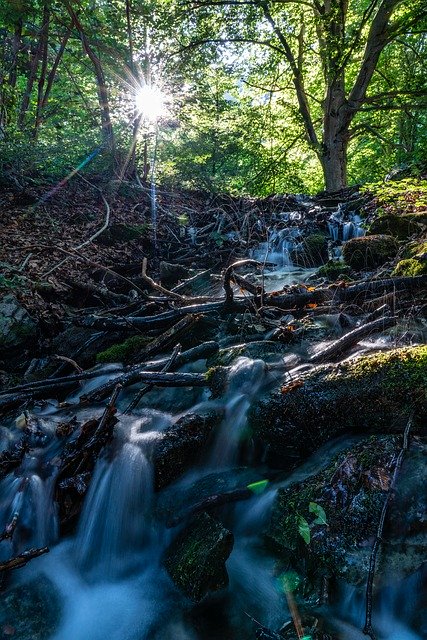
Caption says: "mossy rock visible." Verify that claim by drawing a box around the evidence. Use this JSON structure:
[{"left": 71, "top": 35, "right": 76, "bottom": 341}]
[
  {"left": 0, "top": 575, "right": 62, "bottom": 640},
  {"left": 403, "top": 239, "right": 427, "bottom": 259},
  {"left": 266, "top": 436, "right": 427, "bottom": 585},
  {"left": 369, "top": 213, "right": 426, "bottom": 239},
  {"left": 248, "top": 346, "right": 427, "bottom": 468},
  {"left": 316, "top": 260, "right": 351, "bottom": 281},
  {"left": 342, "top": 234, "right": 398, "bottom": 270},
  {"left": 392, "top": 258, "right": 427, "bottom": 277},
  {"left": 292, "top": 233, "right": 328, "bottom": 267},
  {"left": 0, "top": 294, "right": 38, "bottom": 354},
  {"left": 96, "top": 334, "right": 150, "bottom": 363},
  {"left": 164, "top": 512, "right": 234, "bottom": 602},
  {"left": 97, "top": 223, "right": 150, "bottom": 245}
]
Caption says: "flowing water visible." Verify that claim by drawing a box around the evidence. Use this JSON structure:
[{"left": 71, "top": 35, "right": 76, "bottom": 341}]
[{"left": 0, "top": 353, "right": 424, "bottom": 640}]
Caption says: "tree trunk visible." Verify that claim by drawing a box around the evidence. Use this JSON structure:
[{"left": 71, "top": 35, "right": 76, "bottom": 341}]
[{"left": 320, "top": 83, "right": 350, "bottom": 192}]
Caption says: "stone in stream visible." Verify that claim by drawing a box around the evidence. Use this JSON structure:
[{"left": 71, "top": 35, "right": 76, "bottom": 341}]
[
  {"left": 0, "top": 575, "right": 62, "bottom": 640},
  {"left": 0, "top": 294, "right": 38, "bottom": 354},
  {"left": 164, "top": 512, "right": 234, "bottom": 602},
  {"left": 153, "top": 412, "right": 222, "bottom": 491},
  {"left": 248, "top": 346, "right": 427, "bottom": 468},
  {"left": 342, "top": 234, "right": 398, "bottom": 269},
  {"left": 291, "top": 233, "right": 329, "bottom": 267},
  {"left": 266, "top": 435, "right": 426, "bottom": 587}
]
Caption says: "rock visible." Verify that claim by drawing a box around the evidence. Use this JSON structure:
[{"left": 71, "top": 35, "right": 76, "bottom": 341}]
[
  {"left": 248, "top": 346, "right": 427, "bottom": 468},
  {"left": 153, "top": 412, "right": 222, "bottom": 490},
  {"left": 292, "top": 233, "right": 328, "bottom": 267},
  {"left": 342, "top": 234, "right": 398, "bottom": 269},
  {"left": 0, "top": 575, "right": 62, "bottom": 640},
  {"left": 164, "top": 512, "right": 234, "bottom": 601},
  {"left": 206, "top": 341, "right": 290, "bottom": 368},
  {"left": 266, "top": 436, "right": 426, "bottom": 586},
  {"left": 0, "top": 295, "right": 38, "bottom": 354},
  {"left": 369, "top": 213, "right": 426, "bottom": 239}
]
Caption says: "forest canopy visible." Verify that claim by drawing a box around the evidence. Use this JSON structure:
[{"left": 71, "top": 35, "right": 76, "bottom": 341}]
[{"left": 0, "top": 0, "right": 426, "bottom": 194}]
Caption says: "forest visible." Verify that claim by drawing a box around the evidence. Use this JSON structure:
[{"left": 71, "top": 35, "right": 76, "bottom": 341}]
[{"left": 0, "top": 1, "right": 426, "bottom": 639}]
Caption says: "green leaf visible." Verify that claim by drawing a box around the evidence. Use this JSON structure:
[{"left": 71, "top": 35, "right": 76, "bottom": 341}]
[
  {"left": 309, "top": 502, "right": 327, "bottom": 525},
  {"left": 247, "top": 479, "right": 269, "bottom": 495},
  {"left": 298, "top": 516, "right": 311, "bottom": 544}
]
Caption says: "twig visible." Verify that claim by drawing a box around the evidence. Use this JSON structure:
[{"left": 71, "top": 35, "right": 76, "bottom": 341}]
[
  {"left": 363, "top": 415, "right": 413, "bottom": 639},
  {"left": 0, "top": 547, "right": 49, "bottom": 573},
  {"left": 53, "top": 354, "right": 83, "bottom": 374},
  {"left": 141, "top": 257, "right": 185, "bottom": 301}
]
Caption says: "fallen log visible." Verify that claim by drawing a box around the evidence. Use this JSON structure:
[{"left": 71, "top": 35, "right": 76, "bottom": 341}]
[
  {"left": 80, "top": 371, "right": 208, "bottom": 404},
  {"left": 166, "top": 487, "right": 253, "bottom": 527},
  {"left": 309, "top": 315, "right": 397, "bottom": 364},
  {"left": 0, "top": 547, "right": 49, "bottom": 573}
]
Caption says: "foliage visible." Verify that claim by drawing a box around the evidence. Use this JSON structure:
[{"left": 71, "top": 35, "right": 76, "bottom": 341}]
[{"left": 0, "top": 0, "right": 426, "bottom": 194}]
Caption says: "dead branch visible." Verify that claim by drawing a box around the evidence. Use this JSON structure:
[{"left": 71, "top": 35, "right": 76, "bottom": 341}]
[{"left": 0, "top": 547, "right": 49, "bottom": 573}]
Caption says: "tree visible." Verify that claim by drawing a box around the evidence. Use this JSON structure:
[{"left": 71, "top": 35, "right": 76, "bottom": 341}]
[{"left": 184, "top": 0, "right": 427, "bottom": 191}]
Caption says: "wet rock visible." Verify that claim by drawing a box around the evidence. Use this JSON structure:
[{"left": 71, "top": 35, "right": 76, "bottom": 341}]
[
  {"left": 156, "top": 467, "right": 264, "bottom": 525},
  {"left": 153, "top": 412, "right": 222, "bottom": 490},
  {"left": 0, "top": 295, "right": 37, "bottom": 354},
  {"left": 248, "top": 346, "right": 427, "bottom": 468},
  {"left": 0, "top": 575, "right": 62, "bottom": 640},
  {"left": 164, "top": 512, "right": 234, "bottom": 601},
  {"left": 342, "top": 234, "right": 398, "bottom": 269},
  {"left": 207, "top": 341, "right": 289, "bottom": 368},
  {"left": 266, "top": 436, "right": 426, "bottom": 586}
]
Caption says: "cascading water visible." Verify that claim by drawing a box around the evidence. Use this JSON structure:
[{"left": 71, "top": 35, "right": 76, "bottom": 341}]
[
  {"left": 328, "top": 203, "right": 365, "bottom": 243},
  {"left": 0, "top": 358, "right": 424, "bottom": 639}
]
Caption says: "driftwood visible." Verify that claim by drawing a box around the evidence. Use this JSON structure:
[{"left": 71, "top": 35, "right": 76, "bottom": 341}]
[
  {"left": 0, "top": 478, "right": 28, "bottom": 542},
  {"left": 309, "top": 315, "right": 397, "bottom": 364},
  {"left": 223, "top": 259, "right": 263, "bottom": 304},
  {"left": 129, "top": 314, "right": 201, "bottom": 363},
  {"left": 0, "top": 547, "right": 49, "bottom": 573}
]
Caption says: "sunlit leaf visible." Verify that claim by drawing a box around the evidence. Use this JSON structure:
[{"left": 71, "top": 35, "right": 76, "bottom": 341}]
[{"left": 247, "top": 479, "right": 269, "bottom": 494}]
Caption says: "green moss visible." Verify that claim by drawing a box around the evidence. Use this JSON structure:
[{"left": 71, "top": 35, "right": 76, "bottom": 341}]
[
  {"left": 369, "top": 213, "right": 426, "bottom": 239},
  {"left": 96, "top": 335, "right": 150, "bottom": 363},
  {"left": 403, "top": 240, "right": 427, "bottom": 259},
  {"left": 392, "top": 258, "right": 427, "bottom": 277},
  {"left": 292, "top": 233, "right": 328, "bottom": 267},
  {"left": 317, "top": 260, "right": 351, "bottom": 280},
  {"left": 342, "top": 234, "right": 398, "bottom": 269}
]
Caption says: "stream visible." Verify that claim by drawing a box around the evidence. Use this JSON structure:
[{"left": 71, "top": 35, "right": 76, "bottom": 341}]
[{"left": 0, "top": 200, "right": 425, "bottom": 640}]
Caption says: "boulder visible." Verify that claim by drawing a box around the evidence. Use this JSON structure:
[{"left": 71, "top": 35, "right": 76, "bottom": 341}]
[
  {"left": 342, "top": 234, "right": 398, "bottom": 269},
  {"left": 159, "top": 261, "right": 189, "bottom": 286},
  {"left": 369, "top": 213, "right": 426, "bottom": 239},
  {"left": 0, "top": 575, "right": 62, "bottom": 640},
  {"left": 0, "top": 295, "right": 38, "bottom": 354},
  {"left": 164, "top": 512, "right": 234, "bottom": 601},
  {"left": 153, "top": 412, "right": 222, "bottom": 490},
  {"left": 248, "top": 346, "right": 427, "bottom": 468},
  {"left": 266, "top": 436, "right": 426, "bottom": 586}
]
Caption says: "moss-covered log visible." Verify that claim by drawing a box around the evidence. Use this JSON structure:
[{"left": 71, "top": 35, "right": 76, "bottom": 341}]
[{"left": 249, "top": 346, "right": 427, "bottom": 467}]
